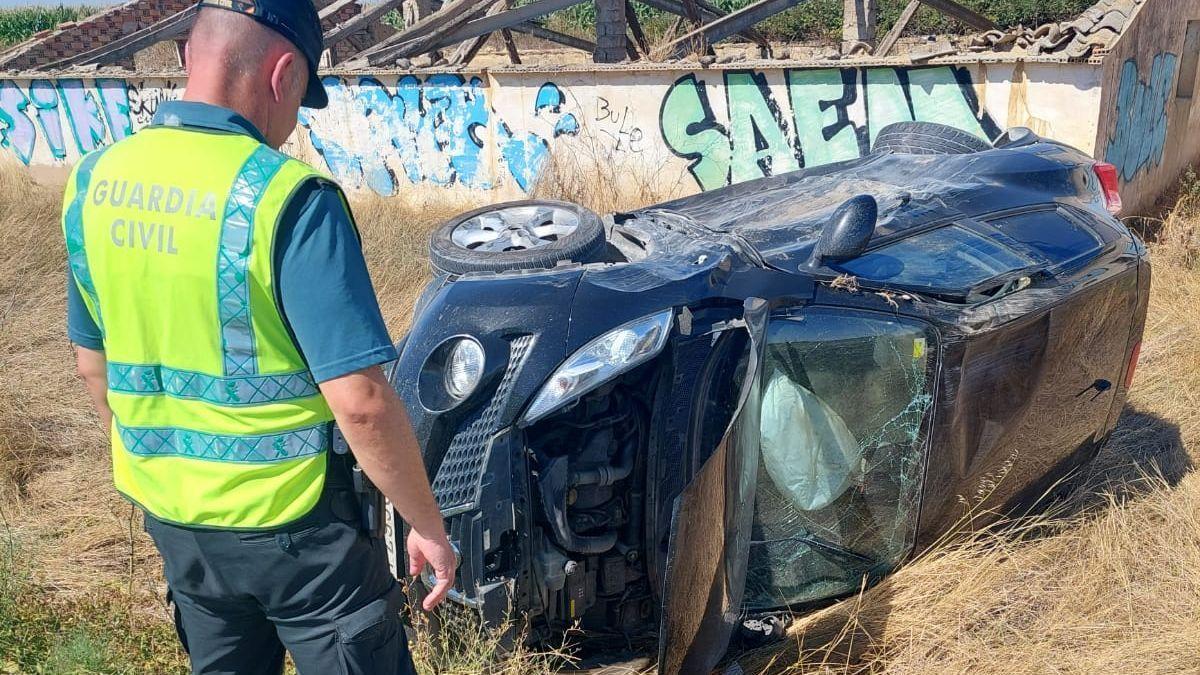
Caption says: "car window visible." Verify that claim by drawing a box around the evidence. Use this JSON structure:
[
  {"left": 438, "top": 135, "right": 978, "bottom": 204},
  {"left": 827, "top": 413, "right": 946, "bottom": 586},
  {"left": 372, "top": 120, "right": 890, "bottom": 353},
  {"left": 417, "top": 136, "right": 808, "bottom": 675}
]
[
  {"left": 745, "top": 309, "right": 935, "bottom": 610},
  {"left": 988, "top": 210, "right": 1105, "bottom": 269},
  {"left": 834, "top": 225, "right": 1033, "bottom": 291}
]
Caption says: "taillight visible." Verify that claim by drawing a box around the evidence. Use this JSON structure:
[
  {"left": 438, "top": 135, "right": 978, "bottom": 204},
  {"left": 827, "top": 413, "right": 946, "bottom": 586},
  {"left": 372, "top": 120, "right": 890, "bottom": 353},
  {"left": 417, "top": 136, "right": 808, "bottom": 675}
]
[
  {"left": 1094, "top": 162, "right": 1123, "bottom": 215},
  {"left": 1124, "top": 340, "right": 1142, "bottom": 390}
]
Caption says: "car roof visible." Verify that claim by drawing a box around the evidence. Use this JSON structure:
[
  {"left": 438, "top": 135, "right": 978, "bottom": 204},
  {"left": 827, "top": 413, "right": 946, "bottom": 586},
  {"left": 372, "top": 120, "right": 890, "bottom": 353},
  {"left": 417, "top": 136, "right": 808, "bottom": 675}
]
[{"left": 637, "top": 143, "right": 1088, "bottom": 268}]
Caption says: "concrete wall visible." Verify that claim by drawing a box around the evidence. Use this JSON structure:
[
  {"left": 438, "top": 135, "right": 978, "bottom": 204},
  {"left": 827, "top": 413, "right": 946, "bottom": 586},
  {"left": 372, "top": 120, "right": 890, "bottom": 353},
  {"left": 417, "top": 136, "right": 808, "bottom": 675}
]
[
  {"left": 0, "top": 61, "right": 1104, "bottom": 203},
  {"left": 1096, "top": 0, "right": 1200, "bottom": 214}
]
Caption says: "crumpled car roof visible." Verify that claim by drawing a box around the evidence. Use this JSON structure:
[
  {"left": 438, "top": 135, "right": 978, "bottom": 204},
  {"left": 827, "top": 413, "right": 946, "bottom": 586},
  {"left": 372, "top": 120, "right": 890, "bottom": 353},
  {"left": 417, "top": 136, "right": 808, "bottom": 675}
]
[{"left": 636, "top": 144, "right": 1081, "bottom": 266}]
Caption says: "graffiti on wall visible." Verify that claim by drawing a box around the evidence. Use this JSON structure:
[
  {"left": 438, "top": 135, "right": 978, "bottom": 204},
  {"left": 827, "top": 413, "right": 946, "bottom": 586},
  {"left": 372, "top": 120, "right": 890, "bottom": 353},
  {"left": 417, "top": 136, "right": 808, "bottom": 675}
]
[
  {"left": 1105, "top": 53, "right": 1179, "bottom": 181},
  {"left": 0, "top": 78, "right": 144, "bottom": 165},
  {"left": 0, "top": 65, "right": 1104, "bottom": 199},
  {"left": 298, "top": 75, "right": 580, "bottom": 194},
  {"left": 128, "top": 79, "right": 182, "bottom": 127},
  {"left": 660, "top": 65, "right": 1000, "bottom": 191}
]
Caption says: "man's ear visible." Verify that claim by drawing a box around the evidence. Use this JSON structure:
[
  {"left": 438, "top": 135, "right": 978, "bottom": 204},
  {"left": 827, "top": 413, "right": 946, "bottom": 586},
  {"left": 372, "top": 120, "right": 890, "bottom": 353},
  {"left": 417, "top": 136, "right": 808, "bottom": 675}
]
[
  {"left": 269, "top": 51, "right": 300, "bottom": 104},
  {"left": 184, "top": 40, "right": 193, "bottom": 72}
]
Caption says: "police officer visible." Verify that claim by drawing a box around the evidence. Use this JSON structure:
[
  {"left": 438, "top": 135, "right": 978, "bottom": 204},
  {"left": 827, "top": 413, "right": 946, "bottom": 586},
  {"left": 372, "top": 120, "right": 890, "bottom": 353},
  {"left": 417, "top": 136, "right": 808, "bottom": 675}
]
[{"left": 64, "top": 2, "right": 457, "bottom": 672}]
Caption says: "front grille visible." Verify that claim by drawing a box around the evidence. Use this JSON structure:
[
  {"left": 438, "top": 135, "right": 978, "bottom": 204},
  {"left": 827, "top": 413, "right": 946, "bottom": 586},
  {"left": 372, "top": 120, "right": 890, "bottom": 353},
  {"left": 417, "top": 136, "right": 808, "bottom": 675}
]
[{"left": 432, "top": 335, "right": 534, "bottom": 513}]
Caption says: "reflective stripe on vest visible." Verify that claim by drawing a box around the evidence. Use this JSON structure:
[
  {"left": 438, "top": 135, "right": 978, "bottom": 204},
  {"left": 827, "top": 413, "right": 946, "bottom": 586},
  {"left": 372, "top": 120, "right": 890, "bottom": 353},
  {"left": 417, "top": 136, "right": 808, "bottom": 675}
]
[
  {"left": 117, "top": 420, "right": 327, "bottom": 462},
  {"left": 218, "top": 146, "right": 289, "bottom": 377},
  {"left": 67, "top": 128, "right": 337, "bottom": 529},
  {"left": 64, "top": 148, "right": 110, "bottom": 334},
  {"left": 107, "top": 362, "right": 319, "bottom": 406}
]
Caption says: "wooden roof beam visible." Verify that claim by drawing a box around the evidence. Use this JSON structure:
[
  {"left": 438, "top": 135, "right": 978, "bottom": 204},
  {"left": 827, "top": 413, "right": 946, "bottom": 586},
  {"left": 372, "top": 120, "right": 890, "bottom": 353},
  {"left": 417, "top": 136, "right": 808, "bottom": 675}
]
[
  {"left": 509, "top": 22, "right": 597, "bottom": 52},
  {"left": 638, "top": 0, "right": 770, "bottom": 50},
  {"left": 449, "top": 0, "right": 508, "bottom": 65},
  {"left": 383, "top": 0, "right": 588, "bottom": 61},
  {"left": 874, "top": 0, "right": 920, "bottom": 56},
  {"left": 347, "top": 0, "right": 496, "bottom": 65},
  {"left": 654, "top": 0, "right": 808, "bottom": 59},
  {"left": 323, "top": 0, "right": 406, "bottom": 48},
  {"left": 919, "top": 0, "right": 995, "bottom": 30}
]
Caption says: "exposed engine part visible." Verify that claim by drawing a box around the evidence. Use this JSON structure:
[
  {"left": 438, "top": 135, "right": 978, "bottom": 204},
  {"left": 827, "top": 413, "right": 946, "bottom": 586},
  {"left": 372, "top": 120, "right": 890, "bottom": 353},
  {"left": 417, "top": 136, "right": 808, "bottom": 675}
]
[
  {"left": 533, "top": 388, "right": 644, "bottom": 555},
  {"left": 525, "top": 377, "right": 655, "bottom": 640}
]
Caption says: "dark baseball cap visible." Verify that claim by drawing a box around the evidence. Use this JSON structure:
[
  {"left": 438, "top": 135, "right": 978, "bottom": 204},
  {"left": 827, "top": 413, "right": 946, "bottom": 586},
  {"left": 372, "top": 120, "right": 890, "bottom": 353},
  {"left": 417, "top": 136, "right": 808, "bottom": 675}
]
[{"left": 197, "top": 0, "right": 329, "bottom": 109}]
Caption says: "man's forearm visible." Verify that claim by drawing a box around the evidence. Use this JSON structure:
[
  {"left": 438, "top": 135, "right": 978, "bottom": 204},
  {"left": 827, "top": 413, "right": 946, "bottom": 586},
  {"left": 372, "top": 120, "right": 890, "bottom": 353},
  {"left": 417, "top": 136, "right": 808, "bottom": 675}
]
[
  {"left": 339, "top": 400, "right": 444, "bottom": 536},
  {"left": 320, "top": 369, "right": 446, "bottom": 537},
  {"left": 74, "top": 346, "right": 112, "bottom": 431}
]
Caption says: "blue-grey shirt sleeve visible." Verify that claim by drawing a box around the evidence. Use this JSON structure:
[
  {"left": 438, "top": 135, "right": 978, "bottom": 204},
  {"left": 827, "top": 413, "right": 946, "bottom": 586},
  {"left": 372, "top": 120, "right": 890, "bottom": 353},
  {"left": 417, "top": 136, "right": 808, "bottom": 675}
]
[
  {"left": 275, "top": 180, "right": 397, "bottom": 383},
  {"left": 66, "top": 270, "right": 104, "bottom": 350}
]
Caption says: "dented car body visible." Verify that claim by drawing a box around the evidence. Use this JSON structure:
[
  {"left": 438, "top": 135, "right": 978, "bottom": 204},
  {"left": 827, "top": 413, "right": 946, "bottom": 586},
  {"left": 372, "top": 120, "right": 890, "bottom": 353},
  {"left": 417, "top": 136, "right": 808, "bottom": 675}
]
[{"left": 382, "top": 125, "right": 1149, "bottom": 672}]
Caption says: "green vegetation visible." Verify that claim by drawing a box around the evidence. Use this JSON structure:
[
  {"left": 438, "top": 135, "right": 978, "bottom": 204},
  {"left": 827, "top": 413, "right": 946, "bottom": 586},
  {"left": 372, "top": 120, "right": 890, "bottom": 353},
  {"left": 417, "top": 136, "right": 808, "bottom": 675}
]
[
  {"left": 0, "top": 0, "right": 1096, "bottom": 50},
  {"left": 0, "top": 539, "right": 187, "bottom": 674},
  {"left": 548, "top": 0, "right": 1095, "bottom": 43},
  {"left": 0, "top": 5, "right": 100, "bottom": 48}
]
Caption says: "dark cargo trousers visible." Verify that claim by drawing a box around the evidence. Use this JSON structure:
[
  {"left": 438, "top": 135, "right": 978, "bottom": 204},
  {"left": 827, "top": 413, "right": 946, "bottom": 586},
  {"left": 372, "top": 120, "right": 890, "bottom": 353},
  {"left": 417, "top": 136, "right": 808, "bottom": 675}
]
[{"left": 143, "top": 488, "right": 418, "bottom": 675}]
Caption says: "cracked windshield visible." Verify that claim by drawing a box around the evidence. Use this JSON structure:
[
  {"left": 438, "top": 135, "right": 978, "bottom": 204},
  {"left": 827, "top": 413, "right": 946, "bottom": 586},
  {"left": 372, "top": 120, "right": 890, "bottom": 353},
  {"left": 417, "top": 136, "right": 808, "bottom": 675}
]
[{"left": 747, "top": 309, "right": 935, "bottom": 610}]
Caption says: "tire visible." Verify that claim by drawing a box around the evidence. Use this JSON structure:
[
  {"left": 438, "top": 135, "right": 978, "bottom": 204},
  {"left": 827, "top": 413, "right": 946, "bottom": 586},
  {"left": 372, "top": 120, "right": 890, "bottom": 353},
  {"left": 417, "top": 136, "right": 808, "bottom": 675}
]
[
  {"left": 429, "top": 200, "right": 606, "bottom": 275},
  {"left": 871, "top": 121, "right": 993, "bottom": 155}
]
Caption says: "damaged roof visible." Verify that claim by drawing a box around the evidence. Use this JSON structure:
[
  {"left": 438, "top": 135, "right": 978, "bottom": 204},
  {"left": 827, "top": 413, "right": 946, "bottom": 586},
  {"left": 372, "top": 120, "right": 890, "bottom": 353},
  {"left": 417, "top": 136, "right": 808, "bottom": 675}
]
[{"left": 965, "top": 0, "right": 1144, "bottom": 59}]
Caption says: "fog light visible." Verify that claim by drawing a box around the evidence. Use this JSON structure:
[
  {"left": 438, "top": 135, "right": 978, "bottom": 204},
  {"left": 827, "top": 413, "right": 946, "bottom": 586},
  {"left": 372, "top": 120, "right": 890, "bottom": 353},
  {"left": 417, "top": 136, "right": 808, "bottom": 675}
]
[{"left": 445, "top": 338, "right": 485, "bottom": 399}]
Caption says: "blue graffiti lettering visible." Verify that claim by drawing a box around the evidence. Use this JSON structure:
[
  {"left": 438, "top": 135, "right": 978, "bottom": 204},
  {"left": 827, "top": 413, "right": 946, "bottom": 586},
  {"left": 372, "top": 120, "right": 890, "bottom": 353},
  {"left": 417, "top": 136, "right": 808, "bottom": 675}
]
[
  {"left": 1106, "top": 53, "right": 1179, "bottom": 181},
  {"left": 499, "top": 82, "right": 580, "bottom": 191},
  {"left": 58, "top": 79, "right": 110, "bottom": 153},
  {"left": 28, "top": 80, "right": 67, "bottom": 160},
  {"left": 299, "top": 74, "right": 493, "bottom": 194},
  {"left": 297, "top": 77, "right": 374, "bottom": 191},
  {"left": 0, "top": 81, "right": 35, "bottom": 165},
  {"left": 97, "top": 79, "right": 134, "bottom": 142}
]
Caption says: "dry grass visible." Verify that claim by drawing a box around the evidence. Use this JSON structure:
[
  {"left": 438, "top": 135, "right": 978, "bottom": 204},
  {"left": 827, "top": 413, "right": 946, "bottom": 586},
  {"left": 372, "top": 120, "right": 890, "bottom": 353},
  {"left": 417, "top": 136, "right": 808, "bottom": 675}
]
[{"left": 0, "top": 152, "right": 1198, "bottom": 674}]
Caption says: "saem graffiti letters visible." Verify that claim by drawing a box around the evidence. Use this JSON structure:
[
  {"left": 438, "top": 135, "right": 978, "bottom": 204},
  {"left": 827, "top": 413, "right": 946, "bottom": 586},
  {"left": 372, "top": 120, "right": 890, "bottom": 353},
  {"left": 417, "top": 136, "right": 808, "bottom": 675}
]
[{"left": 659, "top": 66, "right": 999, "bottom": 190}]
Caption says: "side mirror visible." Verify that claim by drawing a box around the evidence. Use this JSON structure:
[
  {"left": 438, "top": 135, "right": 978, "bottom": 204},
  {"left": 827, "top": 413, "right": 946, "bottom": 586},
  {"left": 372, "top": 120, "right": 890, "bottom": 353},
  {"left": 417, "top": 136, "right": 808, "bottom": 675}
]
[{"left": 810, "top": 195, "right": 878, "bottom": 266}]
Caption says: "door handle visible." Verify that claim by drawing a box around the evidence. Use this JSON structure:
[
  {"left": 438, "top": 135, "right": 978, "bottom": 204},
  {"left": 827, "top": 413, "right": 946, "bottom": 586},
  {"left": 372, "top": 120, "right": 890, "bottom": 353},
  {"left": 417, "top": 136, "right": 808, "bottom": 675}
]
[{"left": 1077, "top": 379, "right": 1112, "bottom": 399}]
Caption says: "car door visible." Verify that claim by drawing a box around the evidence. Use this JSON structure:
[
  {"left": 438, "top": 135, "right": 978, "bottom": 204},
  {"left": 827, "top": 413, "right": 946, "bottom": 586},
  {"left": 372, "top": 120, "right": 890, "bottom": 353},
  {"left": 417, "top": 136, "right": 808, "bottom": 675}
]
[
  {"left": 968, "top": 207, "right": 1138, "bottom": 505},
  {"left": 656, "top": 299, "right": 767, "bottom": 675},
  {"left": 917, "top": 207, "right": 1139, "bottom": 536}
]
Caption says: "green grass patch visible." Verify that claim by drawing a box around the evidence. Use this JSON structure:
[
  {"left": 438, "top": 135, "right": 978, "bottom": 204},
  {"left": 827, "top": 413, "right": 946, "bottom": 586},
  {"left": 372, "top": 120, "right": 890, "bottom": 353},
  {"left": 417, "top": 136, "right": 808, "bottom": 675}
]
[
  {"left": 0, "top": 6, "right": 101, "bottom": 48},
  {"left": 0, "top": 535, "right": 186, "bottom": 675}
]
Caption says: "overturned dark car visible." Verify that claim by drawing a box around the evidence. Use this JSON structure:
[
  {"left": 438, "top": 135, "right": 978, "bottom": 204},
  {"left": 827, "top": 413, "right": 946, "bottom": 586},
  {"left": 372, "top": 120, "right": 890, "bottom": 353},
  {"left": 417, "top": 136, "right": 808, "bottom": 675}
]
[{"left": 383, "top": 123, "right": 1149, "bottom": 672}]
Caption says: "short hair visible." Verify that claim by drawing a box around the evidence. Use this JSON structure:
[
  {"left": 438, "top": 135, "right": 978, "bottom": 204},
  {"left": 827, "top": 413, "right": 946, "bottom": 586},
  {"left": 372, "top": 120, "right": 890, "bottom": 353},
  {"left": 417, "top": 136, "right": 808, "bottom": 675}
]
[{"left": 190, "top": 7, "right": 303, "bottom": 87}]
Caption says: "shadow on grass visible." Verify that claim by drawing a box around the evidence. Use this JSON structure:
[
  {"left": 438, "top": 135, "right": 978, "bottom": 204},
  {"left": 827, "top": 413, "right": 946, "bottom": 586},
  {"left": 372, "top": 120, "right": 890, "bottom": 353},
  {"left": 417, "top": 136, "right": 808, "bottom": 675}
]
[{"left": 1080, "top": 406, "right": 1193, "bottom": 498}]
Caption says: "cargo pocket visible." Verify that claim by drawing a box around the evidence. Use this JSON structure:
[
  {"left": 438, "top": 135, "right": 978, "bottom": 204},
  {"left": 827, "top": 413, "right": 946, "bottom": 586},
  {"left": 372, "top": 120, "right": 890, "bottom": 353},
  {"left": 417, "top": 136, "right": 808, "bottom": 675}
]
[{"left": 334, "top": 586, "right": 407, "bottom": 675}]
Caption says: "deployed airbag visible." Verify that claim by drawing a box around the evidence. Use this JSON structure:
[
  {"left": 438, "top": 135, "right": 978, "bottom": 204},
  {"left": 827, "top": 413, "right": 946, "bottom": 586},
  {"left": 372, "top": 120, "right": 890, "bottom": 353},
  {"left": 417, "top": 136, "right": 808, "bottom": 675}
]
[{"left": 760, "top": 373, "right": 861, "bottom": 511}]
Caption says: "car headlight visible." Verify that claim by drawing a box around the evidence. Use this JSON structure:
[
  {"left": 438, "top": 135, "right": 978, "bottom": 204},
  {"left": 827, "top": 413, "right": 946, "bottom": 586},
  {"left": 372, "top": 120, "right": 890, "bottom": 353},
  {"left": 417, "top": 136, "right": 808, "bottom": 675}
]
[
  {"left": 445, "top": 338, "right": 485, "bottom": 400},
  {"left": 522, "top": 310, "right": 673, "bottom": 425}
]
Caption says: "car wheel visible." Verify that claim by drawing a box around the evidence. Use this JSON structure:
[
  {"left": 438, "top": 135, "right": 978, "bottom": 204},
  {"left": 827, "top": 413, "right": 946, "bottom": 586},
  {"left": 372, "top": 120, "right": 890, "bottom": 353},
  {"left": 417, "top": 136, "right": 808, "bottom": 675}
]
[
  {"left": 871, "top": 121, "right": 993, "bottom": 155},
  {"left": 429, "top": 200, "right": 606, "bottom": 275}
]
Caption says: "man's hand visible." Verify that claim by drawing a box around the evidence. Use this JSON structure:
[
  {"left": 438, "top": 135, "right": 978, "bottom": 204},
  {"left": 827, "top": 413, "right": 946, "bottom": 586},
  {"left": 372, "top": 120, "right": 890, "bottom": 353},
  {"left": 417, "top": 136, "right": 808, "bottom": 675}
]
[
  {"left": 319, "top": 367, "right": 457, "bottom": 610},
  {"left": 407, "top": 528, "right": 457, "bottom": 611}
]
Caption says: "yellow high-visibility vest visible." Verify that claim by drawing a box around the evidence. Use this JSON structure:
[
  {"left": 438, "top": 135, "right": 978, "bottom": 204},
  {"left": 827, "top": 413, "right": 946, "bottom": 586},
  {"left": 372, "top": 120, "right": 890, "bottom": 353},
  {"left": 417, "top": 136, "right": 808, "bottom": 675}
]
[{"left": 63, "top": 126, "right": 336, "bottom": 529}]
